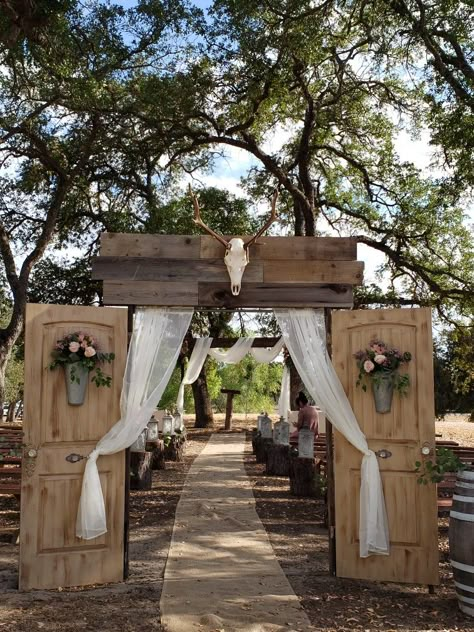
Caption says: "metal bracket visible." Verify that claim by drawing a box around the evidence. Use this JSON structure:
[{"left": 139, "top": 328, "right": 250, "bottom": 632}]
[
  {"left": 65, "top": 453, "right": 86, "bottom": 463},
  {"left": 375, "top": 449, "right": 392, "bottom": 459}
]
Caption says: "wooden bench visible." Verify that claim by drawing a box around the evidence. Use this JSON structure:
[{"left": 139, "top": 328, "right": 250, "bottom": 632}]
[{"left": 0, "top": 428, "right": 23, "bottom": 499}]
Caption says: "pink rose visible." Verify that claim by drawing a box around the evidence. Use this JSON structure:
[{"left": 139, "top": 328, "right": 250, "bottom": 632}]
[
  {"left": 78, "top": 334, "right": 85, "bottom": 342},
  {"left": 374, "top": 354, "right": 386, "bottom": 364},
  {"left": 364, "top": 360, "right": 375, "bottom": 373},
  {"left": 84, "top": 346, "right": 96, "bottom": 358},
  {"left": 81, "top": 340, "right": 88, "bottom": 348},
  {"left": 69, "top": 341, "right": 80, "bottom": 353}
]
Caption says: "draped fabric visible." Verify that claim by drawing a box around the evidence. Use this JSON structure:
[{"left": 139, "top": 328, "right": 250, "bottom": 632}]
[
  {"left": 176, "top": 337, "right": 286, "bottom": 415},
  {"left": 177, "top": 337, "right": 213, "bottom": 415},
  {"left": 278, "top": 364, "right": 290, "bottom": 419},
  {"left": 249, "top": 337, "right": 284, "bottom": 363},
  {"left": 209, "top": 337, "right": 255, "bottom": 363},
  {"left": 76, "top": 308, "right": 193, "bottom": 540},
  {"left": 275, "top": 308, "right": 390, "bottom": 558}
]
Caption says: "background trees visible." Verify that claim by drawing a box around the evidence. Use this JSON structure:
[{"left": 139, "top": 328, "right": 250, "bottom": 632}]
[
  {"left": 0, "top": 0, "right": 472, "bottom": 418},
  {"left": 0, "top": 0, "right": 196, "bottom": 406}
]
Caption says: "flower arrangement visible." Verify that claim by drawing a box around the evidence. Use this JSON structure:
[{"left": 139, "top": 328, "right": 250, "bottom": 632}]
[
  {"left": 49, "top": 331, "right": 115, "bottom": 387},
  {"left": 354, "top": 339, "right": 412, "bottom": 394}
]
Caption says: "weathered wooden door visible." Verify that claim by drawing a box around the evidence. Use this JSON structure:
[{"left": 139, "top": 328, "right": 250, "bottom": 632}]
[
  {"left": 20, "top": 304, "right": 127, "bottom": 590},
  {"left": 332, "top": 308, "right": 439, "bottom": 584}
]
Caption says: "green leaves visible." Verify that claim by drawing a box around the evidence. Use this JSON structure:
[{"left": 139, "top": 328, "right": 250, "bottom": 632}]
[{"left": 415, "top": 447, "right": 466, "bottom": 484}]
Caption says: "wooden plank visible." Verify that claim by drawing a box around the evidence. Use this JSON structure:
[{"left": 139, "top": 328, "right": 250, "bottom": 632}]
[
  {"left": 209, "top": 337, "right": 280, "bottom": 348},
  {"left": 200, "top": 236, "right": 357, "bottom": 260},
  {"left": 99, "top": 233, "right": 357, "bottom": 260},
  {"left": 197, "top": 283, "right": 353, "bottom": 308},
  {"left": 92, "top": 257, "right": 263, "bottom": 283},
  {"left": 100, "top": 233, "right": 201, "bottom": 258},
  {"left": 103, "top": 281, "right": 198, "bottom": 306},
  {"left": 264, "top": 260, "right": 364, "bottom": 285}
]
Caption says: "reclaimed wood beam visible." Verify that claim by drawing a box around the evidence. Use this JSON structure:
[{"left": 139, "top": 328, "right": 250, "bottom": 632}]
[
  {"left": 93, "top": 257, "right": 362, "bottom": 285},
  {"left": 100, "top": 233, "right": 357, "bottom": 261},
  {"left": 92, "top": 257, "right": 263, "bottom": 283},
  {"left": 102, "top": 281, "right": 353, "bottom": 308}
]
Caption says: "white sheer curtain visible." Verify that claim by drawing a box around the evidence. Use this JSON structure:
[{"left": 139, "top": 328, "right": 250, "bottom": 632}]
[
  {"left": 176, "top": 336, "right": 287, "bottom": 415},
  {"left": 76, "top": 307, "right": 193, "bottom": 540},
  {"left": 250, "top": 337, "right": 284, "bottom": 363},
  {"left": 209, "top": 337, "right": 255, "bottom": 363},
  {"left": 278, "top": 364, "right": 290, "bottom": 419},
  {"left": 176, "top": 337, "right": 213, "bottom": 415},
  {"left": 275, "top": 308, "right": 389, "bottom": 558}
]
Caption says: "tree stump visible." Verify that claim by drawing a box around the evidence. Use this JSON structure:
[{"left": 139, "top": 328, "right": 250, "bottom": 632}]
[
  {"left": 254, "top": 436, "right": 273, "bottom": 464},
  {"left": 251, "top": 429, "right": 260, "bottom": 454},
  {"left": 147, "top": 440, "right": 166, "bottom": 470},
  {"left": 221, "top": 388, "right": 241, "bottom": 430},
  {"left": 289, "top": 454, "right": 322, "bottom": 497},
  {"left": 266, "top": 444, "right": 290, "bottom": 476},
  {"left": 130, "top": 451, "right": 152, "bottom": 490},
  {"left": 164, "top": 435, "right": 186, "bottom": 462}
]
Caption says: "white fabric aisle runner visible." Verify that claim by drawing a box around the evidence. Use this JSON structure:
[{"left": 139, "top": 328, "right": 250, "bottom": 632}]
[{"left": 160, "top": 434, "right": 312, "bottom": 632}]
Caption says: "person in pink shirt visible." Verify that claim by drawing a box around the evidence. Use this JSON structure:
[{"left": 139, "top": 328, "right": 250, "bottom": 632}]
[
  {"left": 296, "top": 392, "right": 319, "bottom": 433},
  {"left": 291, "top": 392, "right": 319, "bottom": 439}
]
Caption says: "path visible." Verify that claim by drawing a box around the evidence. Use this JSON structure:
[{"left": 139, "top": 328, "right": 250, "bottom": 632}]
[{"left": 160, "top": 433, "right": 312, "bottom": 632}]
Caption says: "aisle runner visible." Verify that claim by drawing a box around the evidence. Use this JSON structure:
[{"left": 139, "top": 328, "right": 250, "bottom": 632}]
[{"left": 160, "top": 433, "right": 311, "bottom": 632}]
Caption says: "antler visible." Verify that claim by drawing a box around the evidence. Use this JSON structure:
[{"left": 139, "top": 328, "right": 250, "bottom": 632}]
[
  {"left": 244, "top": 190, "right": 279, "bottom": 251},
  {"left": 189, "top": 184, "right": 230, "bottom": 249}
]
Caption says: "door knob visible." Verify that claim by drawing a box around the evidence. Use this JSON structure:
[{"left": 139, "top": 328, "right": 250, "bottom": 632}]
[
  {"left": 421, "top": 444, "right": 433, "bottom": 456},
  {"left": 375, "top": 449, "right": 392, "bottom": 459}
]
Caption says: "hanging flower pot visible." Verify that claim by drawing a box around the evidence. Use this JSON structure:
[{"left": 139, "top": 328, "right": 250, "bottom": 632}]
[
  {"left": 372, "top": 375, "right": 394, "bottom": 414},
  {"left": 354, "top": 338, "right": 412, "bottom": 412},
  {"left": 64, "top": 363, "right": 90, "bottom": 406},
  {"left": 49, "top": 330, "right": 115, "bottom": 406}
]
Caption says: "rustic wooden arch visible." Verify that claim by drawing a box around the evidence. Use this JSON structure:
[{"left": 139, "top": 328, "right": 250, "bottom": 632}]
[
  {"left": 92, "top": 233, "right": 363, "bottom": 309},
  {"left": 19, "top": 231, "right": 438, "bottom": 591}
]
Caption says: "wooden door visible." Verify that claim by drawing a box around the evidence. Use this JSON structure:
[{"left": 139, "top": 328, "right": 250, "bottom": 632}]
[
  {"left": 19, "top": 304, "right": 127, "bottom": 590},
  {"left": 332, "top": 308, "right": 439, "bottom": 584}
]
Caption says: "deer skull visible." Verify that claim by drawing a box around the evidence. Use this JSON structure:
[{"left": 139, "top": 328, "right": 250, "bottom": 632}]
[
  {"left": 189, "top": 185, "right": 278, "bottom": 296},
  {"left": 224, "top": 238, "right": 248, "bottom": 296}
]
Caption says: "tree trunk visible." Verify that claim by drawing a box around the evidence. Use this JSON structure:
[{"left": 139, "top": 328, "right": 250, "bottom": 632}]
[
  {"left": 0, "top": 344, "right": 13, "bottom": 422},
  {"left": 266, "top": 444, "right": 290, "bottom": 476},
  {"left": 192, "top": 360, "right": 214, "bottom": 428},
  {"left": 6, "top": 401, "right": 16, "bottom": 422}
]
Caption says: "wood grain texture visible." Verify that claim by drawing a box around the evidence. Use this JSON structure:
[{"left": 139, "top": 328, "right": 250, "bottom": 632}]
[
  {"left": 20, "top": 304, "right": 127, "bottom": 590},
  {"left": 99, "top": 233, "right": 357, "bottom": 260},
  {"left": 200, "top": 235, "right": 357, "bottom": 260},
  {"left": 332, "top": 307, "right": 439, "bottom": 585},
  {"left": 103, "top": 281, "right": 198, "bottom": 306},
  {"left": 100, "top": 233, "right": 200, "bottom": 258},
  {"left": 197, "top": 283, "right": 354, "bottom": 308},
  {"left": 103, "top": 281, "right": 353, "bottom": 308},
  {"left": 92, "top": 257, "right": 263, "bottom": 283},
  {"left": 264, "top": 260, "right": 364, "bottom": 285}
]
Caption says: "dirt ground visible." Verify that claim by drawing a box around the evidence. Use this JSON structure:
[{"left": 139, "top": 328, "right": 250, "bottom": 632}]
[{"left": 0, "top": 415, "right": 473, "bottom": 631}]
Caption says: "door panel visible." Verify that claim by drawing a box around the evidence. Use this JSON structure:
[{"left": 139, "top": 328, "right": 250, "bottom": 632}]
[
  {"left": 20, "top": 304, "right": 127, "bottom": 590},
  {"left": 332, "top": 308, "right": 439, "bottom": 584}
]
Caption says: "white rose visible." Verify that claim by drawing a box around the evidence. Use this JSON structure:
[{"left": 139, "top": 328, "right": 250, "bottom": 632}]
[
  {"left": 69, "top": 341, "right": 80, "bottom": 353},
  {"left": 84, "top": 346, "right": 96, "bottom": 358},
  {"left": 374, "top": 354, "right": 386, "bottom": 364}
]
